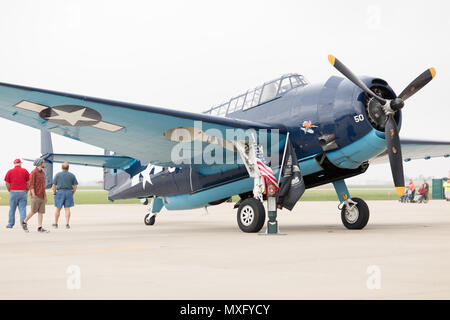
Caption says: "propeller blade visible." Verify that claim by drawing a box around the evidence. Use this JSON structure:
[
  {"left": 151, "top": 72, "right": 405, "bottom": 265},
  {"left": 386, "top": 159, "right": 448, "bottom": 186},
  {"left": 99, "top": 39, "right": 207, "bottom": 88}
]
[
  {"left": 328, "top": 54, "right": 387, "bottom": 105},
  {"left": 398, "top": 68, "right": 436, "bottom": 101},
  {"left": 384, "top": 115, "right": 405, "bottom": 196}
]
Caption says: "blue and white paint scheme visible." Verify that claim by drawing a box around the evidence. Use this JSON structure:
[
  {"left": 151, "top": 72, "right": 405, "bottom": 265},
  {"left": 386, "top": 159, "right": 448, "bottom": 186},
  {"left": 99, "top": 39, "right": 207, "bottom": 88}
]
[{"left": 0, "top": 58, "right": 448, "bottom": 232}]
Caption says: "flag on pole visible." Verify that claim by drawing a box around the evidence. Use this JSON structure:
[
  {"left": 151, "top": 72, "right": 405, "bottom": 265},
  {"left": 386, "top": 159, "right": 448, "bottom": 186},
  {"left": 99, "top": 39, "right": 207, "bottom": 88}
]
[
  {"left": 277, "top": 139, "right": 305, "bottom": 210},
  {"left": 254, "top": 143, "right": 279, "bottom": 191}
]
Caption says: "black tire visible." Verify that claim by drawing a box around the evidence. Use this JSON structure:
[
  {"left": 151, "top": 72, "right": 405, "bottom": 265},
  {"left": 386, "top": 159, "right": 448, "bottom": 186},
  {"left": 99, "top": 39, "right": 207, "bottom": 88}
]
[
  {"left": 144, "top": 213, "right": 156, "bottom": 226},
  {"left": 341, "top": 197, "right": 369, "bottom": 230},
  {"left": 237, "top": 198, "right": 266, "bottom": 233}
]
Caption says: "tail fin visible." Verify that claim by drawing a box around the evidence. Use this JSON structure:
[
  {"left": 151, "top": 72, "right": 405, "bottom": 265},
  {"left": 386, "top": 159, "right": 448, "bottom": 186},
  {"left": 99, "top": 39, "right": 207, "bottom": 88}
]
[
  {"left": 103, "top": 150, "right": 131, "bottom": 191},
  {"left": 41, "top": 130, "right": 54, "bottom": 188}
]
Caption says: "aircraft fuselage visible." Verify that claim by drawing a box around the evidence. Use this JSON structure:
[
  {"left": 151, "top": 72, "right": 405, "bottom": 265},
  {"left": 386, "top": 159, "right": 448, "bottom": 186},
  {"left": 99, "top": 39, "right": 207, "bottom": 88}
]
[{"left": 108, "top": 75, "right": 400, "bottom": 210}]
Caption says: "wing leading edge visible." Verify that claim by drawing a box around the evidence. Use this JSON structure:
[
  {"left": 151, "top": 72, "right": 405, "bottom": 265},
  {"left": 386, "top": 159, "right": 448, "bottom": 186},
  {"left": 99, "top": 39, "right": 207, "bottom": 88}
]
[{"left": 370, "top": 139, "right": 450, "bottom": 164}]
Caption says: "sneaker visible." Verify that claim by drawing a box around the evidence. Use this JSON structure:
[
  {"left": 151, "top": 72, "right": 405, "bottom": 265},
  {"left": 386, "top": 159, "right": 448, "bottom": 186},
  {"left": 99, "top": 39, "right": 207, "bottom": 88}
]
[
  {"left": 52, "top": 224, "right": 58, "bottom": 229},
  {"left": 6, "top": 225, "right": 12, "bottom": 229},
  {"left": 66, "top": 224, "right": 70, "bottom": 229},
  {"left": 22, "top": 222, "right": 29, "bottom": 233},
  {"left": 37, "top": 227, "right": 49, "bottom": 233}
]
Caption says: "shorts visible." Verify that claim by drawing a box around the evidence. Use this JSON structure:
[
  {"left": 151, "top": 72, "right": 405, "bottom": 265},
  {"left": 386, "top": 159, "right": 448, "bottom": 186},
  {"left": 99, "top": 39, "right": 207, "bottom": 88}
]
[
  {"left": 30, "top": 196, "right": 46, "bottom": 213},
  {"left": 446, "top": 191, "right": 450, "bottom": 199},
  {"left": 54, "top": 190, "right": 74, "bottom": 208}
]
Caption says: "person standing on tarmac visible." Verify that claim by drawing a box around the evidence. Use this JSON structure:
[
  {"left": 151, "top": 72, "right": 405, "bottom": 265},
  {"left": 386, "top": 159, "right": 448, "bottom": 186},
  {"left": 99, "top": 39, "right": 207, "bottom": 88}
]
[
  {"left": 423, "top": 180, "right": 430, "bottom": 202},
  {"left": 23, "top": 158, "right": 49, "bottom": 233},
  {"left": 4, "top": 159, "right": 30, "bottom": 231},
  {"left": 52, "top": 162, "right": 78, "bottom": 229},
  {"left": 444, "top": 177, "right": 450, "bottom": 201}
]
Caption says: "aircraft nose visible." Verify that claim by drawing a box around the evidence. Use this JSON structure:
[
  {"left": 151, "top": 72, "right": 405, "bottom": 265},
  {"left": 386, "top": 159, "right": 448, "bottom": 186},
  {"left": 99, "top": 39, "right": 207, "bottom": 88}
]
[{"left": 363, "top": 78, "right": 401, "bottom": 132}]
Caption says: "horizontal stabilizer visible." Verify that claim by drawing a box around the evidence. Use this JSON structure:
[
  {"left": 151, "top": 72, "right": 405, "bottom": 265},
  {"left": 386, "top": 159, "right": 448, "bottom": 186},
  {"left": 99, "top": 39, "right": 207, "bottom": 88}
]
[{"left": 39, "top": 153, "right": 137, "bottom": 169}]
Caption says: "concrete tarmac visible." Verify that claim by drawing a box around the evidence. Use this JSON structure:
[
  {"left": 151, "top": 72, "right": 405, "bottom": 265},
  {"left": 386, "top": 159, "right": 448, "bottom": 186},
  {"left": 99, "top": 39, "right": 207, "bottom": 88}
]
[{"left": 0, "top": 200, "right": 449, "bottom": 299}]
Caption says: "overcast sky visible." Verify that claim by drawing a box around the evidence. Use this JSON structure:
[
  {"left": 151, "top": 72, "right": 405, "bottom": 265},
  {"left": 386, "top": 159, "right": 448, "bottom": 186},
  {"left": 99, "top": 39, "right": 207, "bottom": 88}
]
[{"left": 0, "top": 0, "right": 449, "bottom": 184}]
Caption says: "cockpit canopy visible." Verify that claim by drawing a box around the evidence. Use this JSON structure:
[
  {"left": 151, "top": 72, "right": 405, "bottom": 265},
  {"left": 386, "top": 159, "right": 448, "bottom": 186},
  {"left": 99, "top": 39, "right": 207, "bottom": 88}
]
[{"left": 203, "top": 73, "right": 308, "bottom": 117}]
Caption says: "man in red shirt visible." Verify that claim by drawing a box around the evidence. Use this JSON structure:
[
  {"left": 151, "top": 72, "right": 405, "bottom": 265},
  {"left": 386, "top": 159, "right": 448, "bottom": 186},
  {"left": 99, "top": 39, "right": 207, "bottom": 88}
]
[
  {"left": 23, "top": 158, "right": 49, "bottom": 233},
  {"left": 4, "top": 159, "right": 30, "bottom": 230}
]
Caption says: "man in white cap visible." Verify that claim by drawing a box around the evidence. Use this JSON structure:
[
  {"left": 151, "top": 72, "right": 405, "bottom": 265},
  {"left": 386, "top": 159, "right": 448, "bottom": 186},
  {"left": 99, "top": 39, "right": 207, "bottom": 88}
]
[{"left": 23, "top": 158, "right": 49, "bottom": 233}]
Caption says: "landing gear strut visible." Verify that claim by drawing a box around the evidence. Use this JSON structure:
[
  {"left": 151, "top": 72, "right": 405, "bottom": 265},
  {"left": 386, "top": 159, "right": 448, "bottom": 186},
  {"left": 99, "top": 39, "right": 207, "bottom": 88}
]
[
  {"left": 333, "top": 179, "right": 370, "bottom": 230},
  {"left": 234, "top": 139, "right": 278, "bottom": 234}
]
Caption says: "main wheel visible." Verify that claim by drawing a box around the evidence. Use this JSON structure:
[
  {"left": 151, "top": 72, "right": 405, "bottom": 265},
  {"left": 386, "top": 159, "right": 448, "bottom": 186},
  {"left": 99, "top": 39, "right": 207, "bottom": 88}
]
[
  {"left": 341, "top": 197, "right": 369, "bottom": 230},
  {"left": 144, "top": 213, "right": 156, "bottom": 226},
  {"left": 237, "top": 198, "right": 266, "bottom": 233}
]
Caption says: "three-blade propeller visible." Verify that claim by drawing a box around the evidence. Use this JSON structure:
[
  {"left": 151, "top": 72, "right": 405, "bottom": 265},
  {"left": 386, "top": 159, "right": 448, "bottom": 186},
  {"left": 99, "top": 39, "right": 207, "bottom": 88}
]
[{"left": 328, "top": 55, "right": 436, "bottom": 196}]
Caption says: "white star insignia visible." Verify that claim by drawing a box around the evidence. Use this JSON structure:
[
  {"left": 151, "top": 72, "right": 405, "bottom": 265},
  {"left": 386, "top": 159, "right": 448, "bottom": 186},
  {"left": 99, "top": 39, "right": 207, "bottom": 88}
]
[
  {"left": 46, "top": 108, "right": 97, "bottom": 126},
  {"left": 14, "top": 101, "right": 125, "bottom": 132},
  {"left": 141, "top": 165, "right": 154, "bottom": 188},
  {"left": 133, "top": 165, "right": 164, "bottom": 189}
]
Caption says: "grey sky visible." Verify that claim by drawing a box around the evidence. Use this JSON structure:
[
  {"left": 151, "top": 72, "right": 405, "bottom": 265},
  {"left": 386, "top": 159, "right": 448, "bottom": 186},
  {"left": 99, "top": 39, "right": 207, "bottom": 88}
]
[{"left": 0, "top": 0, "right": 448, "bottom": 184}]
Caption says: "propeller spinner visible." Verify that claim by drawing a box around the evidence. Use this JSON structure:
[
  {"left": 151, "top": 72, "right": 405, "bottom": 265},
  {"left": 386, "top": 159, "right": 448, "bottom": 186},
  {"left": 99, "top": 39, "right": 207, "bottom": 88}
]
[{"left": 328, "top": 55, "right": 436, "bottom": 196}]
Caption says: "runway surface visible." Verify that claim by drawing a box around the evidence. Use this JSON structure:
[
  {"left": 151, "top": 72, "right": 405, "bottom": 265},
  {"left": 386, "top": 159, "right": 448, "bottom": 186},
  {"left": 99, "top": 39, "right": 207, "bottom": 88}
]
[{"left": 1, "top": 200, "right": 449, "bottom": 299}]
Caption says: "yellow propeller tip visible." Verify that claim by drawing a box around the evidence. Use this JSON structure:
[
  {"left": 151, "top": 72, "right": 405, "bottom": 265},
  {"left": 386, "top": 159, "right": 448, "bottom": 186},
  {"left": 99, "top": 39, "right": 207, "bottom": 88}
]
[
  {"left": 328, "top": 54, "right": 336, "bottom": 66},
  {"left": 430, "top": 67, "right": 436, "bottom": 78},
  {"left": 395, "top": 187, "right": 405, "bottom": 196}
]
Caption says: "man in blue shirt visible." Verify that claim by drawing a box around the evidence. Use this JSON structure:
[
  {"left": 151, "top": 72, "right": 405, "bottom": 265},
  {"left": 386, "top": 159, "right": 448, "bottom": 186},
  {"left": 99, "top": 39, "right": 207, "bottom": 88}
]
[{"left": 52, "top": 162, "right": 78, "bottom": 229}]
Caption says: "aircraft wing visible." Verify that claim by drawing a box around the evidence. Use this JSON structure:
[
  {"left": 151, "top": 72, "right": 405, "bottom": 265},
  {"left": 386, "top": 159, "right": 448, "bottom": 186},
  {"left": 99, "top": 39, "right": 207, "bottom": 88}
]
[
  {"left": 0, "top": 82, "right": 285, "bottom": 167},
  {"left": 370, "top": 139, "right": 450, "bottom": 164}
]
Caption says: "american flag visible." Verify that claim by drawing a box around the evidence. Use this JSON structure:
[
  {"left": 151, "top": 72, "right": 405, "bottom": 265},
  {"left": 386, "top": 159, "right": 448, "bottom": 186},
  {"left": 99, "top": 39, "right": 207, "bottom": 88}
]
[{"left": 254, "top": 143, "right": 279, "bottom": 191}]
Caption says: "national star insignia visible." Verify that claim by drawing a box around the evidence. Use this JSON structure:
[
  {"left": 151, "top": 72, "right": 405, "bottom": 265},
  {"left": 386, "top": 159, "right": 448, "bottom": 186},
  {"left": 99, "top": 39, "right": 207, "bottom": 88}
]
[
  {"left": 141, "top": 164, "right": 155, "bottom": 187},
  {"left": 131, "top": 164, "right": 164, "bottom": 189},
  {"left": 46, "top": 107, "right": 95, "bottom": 126},
  {"left": 13, "top": 100, "right": 124, "bottom": 132}
]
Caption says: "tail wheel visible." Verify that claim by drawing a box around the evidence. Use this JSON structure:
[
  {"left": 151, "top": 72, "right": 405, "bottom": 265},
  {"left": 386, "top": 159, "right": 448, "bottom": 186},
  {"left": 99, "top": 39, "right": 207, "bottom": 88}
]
[
  {"left": 144, "top": 213, "right": 155, "bottom": 226},
  {"left": 237, "top": 198, "right": 266, "bottom": 233},
  {"left": 341, "top": 197, "right": 369, "bottom": 230}
]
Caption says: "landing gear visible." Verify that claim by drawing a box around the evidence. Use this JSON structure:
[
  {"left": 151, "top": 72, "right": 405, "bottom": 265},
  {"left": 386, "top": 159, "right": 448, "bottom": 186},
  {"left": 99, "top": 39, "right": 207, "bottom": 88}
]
[
  {"left": 143, "top": 197, "right": 164, "bottom": 226},
  {"left": 144, "top": 213, "right": 156, "bottom": 226},
  {"left": 333, "top": 179, "right": 370, "bottom": 230},
  {"left": 340, "top": 197, "right": 370, "bottom": 230},
  {"left": 237, "top": 198, "right": 266, "bottom": 233}
]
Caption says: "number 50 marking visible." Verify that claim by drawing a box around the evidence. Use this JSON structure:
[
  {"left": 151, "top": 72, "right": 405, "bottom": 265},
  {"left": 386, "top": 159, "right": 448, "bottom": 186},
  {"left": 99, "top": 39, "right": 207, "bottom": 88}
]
[{"left": 354, "top": 114, "right": 365, "bottom": 123}]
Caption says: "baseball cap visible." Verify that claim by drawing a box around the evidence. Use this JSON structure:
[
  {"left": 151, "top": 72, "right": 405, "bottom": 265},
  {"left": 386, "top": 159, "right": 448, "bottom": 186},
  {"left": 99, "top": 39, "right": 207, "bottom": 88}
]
[{"left": 14, "top": 159, "right": 22, "bottom": 164}]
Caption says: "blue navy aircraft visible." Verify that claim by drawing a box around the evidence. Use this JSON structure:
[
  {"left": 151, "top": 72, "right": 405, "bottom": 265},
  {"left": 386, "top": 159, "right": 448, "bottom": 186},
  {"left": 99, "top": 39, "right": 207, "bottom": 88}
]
[{"left": 0, "top": 55, "right": 449, "bottom": 232}]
